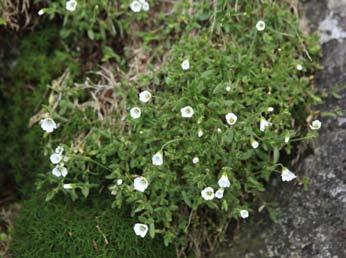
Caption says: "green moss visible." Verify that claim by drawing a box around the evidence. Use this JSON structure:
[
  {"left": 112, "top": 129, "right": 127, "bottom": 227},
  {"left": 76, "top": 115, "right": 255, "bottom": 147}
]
[
  {"left": 0, "top": 26, "right": 79, "bottom": 194},
  {"left": 10, "top": 193, "right": 175, "bottom": 258}
]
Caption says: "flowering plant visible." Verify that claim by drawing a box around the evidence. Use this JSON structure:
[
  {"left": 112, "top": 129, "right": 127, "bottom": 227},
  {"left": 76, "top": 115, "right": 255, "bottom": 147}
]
[{"left": 34, "top": 0, "right": 321, "bottom": 255}]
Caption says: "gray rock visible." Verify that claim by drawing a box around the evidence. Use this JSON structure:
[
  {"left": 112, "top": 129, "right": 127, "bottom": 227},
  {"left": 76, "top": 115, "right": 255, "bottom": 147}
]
[{"left": 213, "top": 1, "right": 346, "bottom": 257}]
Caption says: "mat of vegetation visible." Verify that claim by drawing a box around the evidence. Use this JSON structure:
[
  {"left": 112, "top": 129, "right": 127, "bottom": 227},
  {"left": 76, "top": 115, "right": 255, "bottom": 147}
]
[
  {"left": 0, "top": 0, "right": 321, "bottom": 257},
  {"left": 10, "top": 193, "right": 175, "bottom": 258}
]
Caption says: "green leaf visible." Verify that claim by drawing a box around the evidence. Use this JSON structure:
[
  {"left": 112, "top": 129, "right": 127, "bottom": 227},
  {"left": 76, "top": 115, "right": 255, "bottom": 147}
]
[
  {"left": 273, "top": 147, "right": 280, "bottom": 163},
  {"left": 149, "top": 223, "right": 155, "bottom": 238}
]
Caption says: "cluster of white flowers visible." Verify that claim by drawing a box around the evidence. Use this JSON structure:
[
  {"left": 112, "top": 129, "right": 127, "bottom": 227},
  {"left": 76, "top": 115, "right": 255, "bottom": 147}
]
[
  {"left": 201, "top": 174, "right": 231, "bottom": 201},
  {"left": 130, "top": 0, "right": 150, "bottom": 13},
  {"left": 50, "top": 146, "right": 68, "bottom": 177}
]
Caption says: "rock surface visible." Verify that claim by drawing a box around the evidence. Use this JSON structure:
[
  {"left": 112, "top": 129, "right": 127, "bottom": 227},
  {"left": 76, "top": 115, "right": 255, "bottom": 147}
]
[{"left": 213, "top": 1, "right": 346, "bottom": 257}]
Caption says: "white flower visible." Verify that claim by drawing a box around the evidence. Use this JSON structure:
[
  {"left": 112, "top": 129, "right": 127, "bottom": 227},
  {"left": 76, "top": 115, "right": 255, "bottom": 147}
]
[
  {"left": 141, "top": 1, "right": 150, "bottom": 11},
  {"left": 55, "top": 146, "right": 64, "bottom": 154},
  {"left": 130, "top": 1, "right": 141, "bottom": 12},
  {"left": 226, "top": 86, "right": 231, "bottom": 92},
  {"left": 260, "top": 117, "right": 271, "bottom": 132},
  {"left": 130, "top": 107, "right": 141, "bottom": 119},
  {"left": 217, "top": 128, "right": 222, "bottom": 133},
  {"left": 38, "top": 9, "right": 45, "bottom": 16},
  {"left": 240, "top": 209, "right": 249, "bottom": 219},
  {"left": 152, "top": 152, "right": 163, "bottom": 166},
  {"left": 63, "top": 183, "right": 75, "bottom": 189},
  {"left": 117, "top": 179, "right": 123, "bottom": 185},
  {"left": 139, "top": 90, "right": 152, "bottom": 103},
  {"left": 52, "top": 165, "right": 68, "bottom": 177},
  {"left": 309, "top": 120, "right": 321, "bottom": 130},
  {"left": 198, "top": 129, "right": 204, "bottom": 137},
  {"left": 133, "top": 223, "right": 148, "bottom": 238},
  {"left": 256, "top": 20, "right": 265, "bottom": 31},
  {"left": 192, "top": 157, "right": 199, "bottom": 164},
  {"left": 215, "top": 188, "right": 224, "bottom": 199},
  {"left": 267, "top": 107, "right": 274, "bottom": 112},
  {"left": 201, "top": 187, "right": 215, "bottom": 200},
  {"left": 40, "top": 118, "right": 57, "bottom": 133},
  {"left": 180, "top": 106, "right": 194, "bottom": 118},
  {"left": 225, "top": 112, "right": 237, "bottom": 125},
  {"left": 66, "top": 0, "right": 77, "bottom": 12},
  {"left": 218, "top": 174, "right": 231, "bottom": 188},
  {"left": 50, "top": 153, "right": 63, "bottom": 164},
  {"left": 108, "top": 185, "right": 117, "bottom": 195},
  {"left": 284, "top": 135, "right": 290, "bottom": 143},
  {"left": 251, "top": 139, "right": 259, "bottom": 149},
  {"left": 296, "top": 64, "right": 303, "bottom": 71},
  {"left": 281, "top": 167, "right": 296, "bottom": 182},
  {"left": 181, "top": 59, "right": 190, "bottom": 70},
  {"left": 133, "top": 176, "right": 149, "bottom": 192}
]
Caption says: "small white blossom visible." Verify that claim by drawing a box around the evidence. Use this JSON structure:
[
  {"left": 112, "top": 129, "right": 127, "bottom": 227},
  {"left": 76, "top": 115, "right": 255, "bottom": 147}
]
[
  {"left": 52, "top": 165, "right": 68, "bottom": 177},
  {"left": 240, "top": 209, "right": 249, "bottom": 219},
  {"left": 251, "top": 139, "right": 259, "bottom": 149},
  {"left": 134, "top": 176, "right": 149, "bottom": 192},
  {"left": 38, "top": 9, "right": 45, "bottom": 16},
  {"left": 108, "top": 185, "right": 117, "bottom": 195},
  {"left": 133, "top": 223, "right": 148, "bottom": 238},
  {"left": 40, "top": 118, "right": 57, "bottom": 133},
  {"left": 260, "top": 117, "right": 271, "bottom": 132},
  {"left": 284, "top": 135, "right": 290, "bottom": 143},
  {"left": 225, "top": 112, "right": 237, "bottom": 125},
  {"left": 152, "top": 152, "right": 163, "bottom": 166},
  {"left": 130, "top": 1, "right": 141, "bottom": 12},
  {"left": 192, "top": 157, "right": 199, "bottom": 164},
  {"left": 141, "top": 1, "right": 150, "bottom": 11},
  {"left": 117, "top": 179, "right": 123, "bottom": 185},
  {"left": 180, "top": 106, "right": 194, "bottom": 118},
  {"left": 66, "top": 0, "right": 77, "bottom": 12},
  {"left": 55, "top": 146, "right": 64, "bottom": 154},
  {"left": 267, "top": 107, "right": 274, "bottom": 112},
  {"left": 130, "top": 107, "right": 141, "bottom": 119},
  {"left": 139, "top": 90, "right": 152, "bottom": 103},
  {"left": 256, "top": 20, "right": 265, "bottom": 31},
  {"left": 296, "top": 64, "right": 303, "bottom": 71},
  {"left": 198, "top": 129, "right": 204, "bottom": 137},
  {"left": 218, "top": 174, "right": 231, "bottom": 188},
  {"left": 201, "top": 187, "right": 215, "bottom": 200},
  {"left": 50, "top": 153, "right": 63, "bottom": 164},
  {"left": 226, "top": 86, "right": 231, "bottom": 92},
  {"left": 217, "top": 128, "right": 222, "bottom": 133},
  {"left": 215, "top": 188, "right": 224, "bottom": 199},
  {"left": 281, "top": 167, "right": 296, "bottom": 182},
  {"left": 309, "top": 120, "right": 321, "bottom": 130},
  {"left": 181, "top": 59, "right": 190, "bottom": 70},
  {"left": 63, "top": 183, "right": 75, "bottom": 189}
]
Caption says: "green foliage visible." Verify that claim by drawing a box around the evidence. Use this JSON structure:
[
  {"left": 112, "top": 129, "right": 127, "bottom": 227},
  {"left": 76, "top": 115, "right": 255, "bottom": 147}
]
[
  {"left": 10, "top": 193, "right": 175, "bottom": 258},
  {"left": 35, "top": 0, "right": 321, "bottom": 253},
  {"left": 0, "top": 26, "right": 79, "bottom": 193}
]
